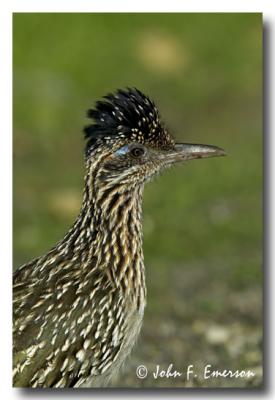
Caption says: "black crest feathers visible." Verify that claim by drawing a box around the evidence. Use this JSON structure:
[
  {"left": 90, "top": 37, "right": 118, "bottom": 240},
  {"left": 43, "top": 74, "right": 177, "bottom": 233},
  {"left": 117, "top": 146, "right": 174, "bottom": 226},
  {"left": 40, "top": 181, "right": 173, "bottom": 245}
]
[{"left": 83, "top": 88, "right": 174, "bottom": 153}]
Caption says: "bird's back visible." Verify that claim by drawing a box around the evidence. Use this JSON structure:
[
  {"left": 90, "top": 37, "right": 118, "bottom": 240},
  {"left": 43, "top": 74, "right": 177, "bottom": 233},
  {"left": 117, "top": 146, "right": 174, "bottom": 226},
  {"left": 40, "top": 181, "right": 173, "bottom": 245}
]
[{"left": 13, "top": 250, "right": 145, "bottom": 387}]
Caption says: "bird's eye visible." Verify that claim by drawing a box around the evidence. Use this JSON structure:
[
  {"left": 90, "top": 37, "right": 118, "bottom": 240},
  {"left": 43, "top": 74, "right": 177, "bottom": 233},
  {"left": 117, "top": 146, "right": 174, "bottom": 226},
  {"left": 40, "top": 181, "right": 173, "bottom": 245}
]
[
  {"left": 130, "top": 146, "right": 146, "bottom": 158},
  {"left": 114, "top": 144, "right": 146, "bottom": 158}
]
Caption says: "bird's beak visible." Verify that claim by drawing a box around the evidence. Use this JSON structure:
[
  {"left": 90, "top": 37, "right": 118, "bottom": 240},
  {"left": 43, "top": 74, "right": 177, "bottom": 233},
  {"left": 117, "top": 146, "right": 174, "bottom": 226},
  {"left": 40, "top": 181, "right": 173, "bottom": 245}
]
[{"left": 164, "top": 143, "right": 226, "bottom": 164}]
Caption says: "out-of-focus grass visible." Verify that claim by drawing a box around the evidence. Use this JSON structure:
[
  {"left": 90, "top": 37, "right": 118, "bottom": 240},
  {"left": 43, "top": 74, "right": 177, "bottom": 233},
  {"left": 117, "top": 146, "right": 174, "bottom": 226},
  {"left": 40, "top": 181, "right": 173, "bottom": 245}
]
[{"left": 13, "top": 13, "right": 262, "bottom": 387}]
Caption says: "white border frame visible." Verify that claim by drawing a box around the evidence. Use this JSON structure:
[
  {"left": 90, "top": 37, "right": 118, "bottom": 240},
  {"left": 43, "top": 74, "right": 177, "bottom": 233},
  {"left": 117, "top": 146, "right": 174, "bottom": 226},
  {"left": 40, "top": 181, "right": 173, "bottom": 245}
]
[{"left": 1, "top": 2, "right": 272, "bottom": 399}]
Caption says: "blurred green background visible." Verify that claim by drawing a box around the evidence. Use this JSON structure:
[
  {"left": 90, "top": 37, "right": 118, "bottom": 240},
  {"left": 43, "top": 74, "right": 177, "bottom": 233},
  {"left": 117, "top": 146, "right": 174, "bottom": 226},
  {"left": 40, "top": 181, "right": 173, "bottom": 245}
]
[{"left": 13, "top": 13, "right": 262, "bottom": 388}]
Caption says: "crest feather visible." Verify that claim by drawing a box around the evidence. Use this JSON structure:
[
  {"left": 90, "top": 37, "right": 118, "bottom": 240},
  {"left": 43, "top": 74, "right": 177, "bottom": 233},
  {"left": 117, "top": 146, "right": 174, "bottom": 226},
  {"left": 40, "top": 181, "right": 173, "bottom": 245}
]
[{"left": 83, "top": 88, "right": 174, "bottom": 153}]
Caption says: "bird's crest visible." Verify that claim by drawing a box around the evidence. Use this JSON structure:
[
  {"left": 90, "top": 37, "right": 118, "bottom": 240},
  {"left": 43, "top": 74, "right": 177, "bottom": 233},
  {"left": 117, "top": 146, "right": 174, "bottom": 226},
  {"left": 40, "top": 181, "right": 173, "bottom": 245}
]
[{"left": 84, "top": 88, "right": 174, "bottom": 153}]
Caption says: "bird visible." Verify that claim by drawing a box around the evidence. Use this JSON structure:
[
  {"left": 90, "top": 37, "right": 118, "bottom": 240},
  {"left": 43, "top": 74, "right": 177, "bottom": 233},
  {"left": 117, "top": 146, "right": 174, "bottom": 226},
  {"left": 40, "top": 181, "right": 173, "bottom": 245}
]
[{"left": 13, "top": 87, "right": 225, "bottom": 388}]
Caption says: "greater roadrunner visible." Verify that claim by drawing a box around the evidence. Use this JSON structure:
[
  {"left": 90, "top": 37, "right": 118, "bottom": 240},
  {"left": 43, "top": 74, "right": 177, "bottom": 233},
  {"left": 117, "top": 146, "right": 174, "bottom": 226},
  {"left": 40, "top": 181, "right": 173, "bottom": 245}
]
[{"left": 13, "top": 88, "right": 225, "bottom": 387}]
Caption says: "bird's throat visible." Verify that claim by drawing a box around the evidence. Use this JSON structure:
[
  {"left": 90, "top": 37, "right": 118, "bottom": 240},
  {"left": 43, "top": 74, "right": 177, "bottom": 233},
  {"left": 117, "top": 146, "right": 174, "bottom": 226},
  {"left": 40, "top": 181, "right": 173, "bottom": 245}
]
[{"left": 63, "top": 182, "right": 146, "bottom": 301}]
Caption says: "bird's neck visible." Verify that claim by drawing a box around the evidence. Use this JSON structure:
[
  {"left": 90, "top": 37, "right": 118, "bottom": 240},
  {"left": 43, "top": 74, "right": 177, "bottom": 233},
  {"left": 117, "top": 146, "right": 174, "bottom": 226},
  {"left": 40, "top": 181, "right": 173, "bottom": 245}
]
[{"left": 58, "top": 170, "right": 146, "bottom": 303}]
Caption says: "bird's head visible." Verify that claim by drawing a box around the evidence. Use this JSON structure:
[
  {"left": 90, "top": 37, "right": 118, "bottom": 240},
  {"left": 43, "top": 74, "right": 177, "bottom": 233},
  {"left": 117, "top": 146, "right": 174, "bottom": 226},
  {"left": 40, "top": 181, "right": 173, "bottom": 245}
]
[{"left": 84, "top": 88, "right": 225, "bottom": 192}]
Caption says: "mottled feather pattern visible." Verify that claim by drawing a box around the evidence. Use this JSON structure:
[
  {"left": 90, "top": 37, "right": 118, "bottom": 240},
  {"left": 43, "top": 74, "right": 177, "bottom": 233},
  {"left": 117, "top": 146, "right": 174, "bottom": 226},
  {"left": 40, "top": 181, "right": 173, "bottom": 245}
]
[
  {"left": 13, "top": 88, "right": 175, "bottom": 387},
  {"left": 13, "top": 184, "right": 146, "bottom": 387}
]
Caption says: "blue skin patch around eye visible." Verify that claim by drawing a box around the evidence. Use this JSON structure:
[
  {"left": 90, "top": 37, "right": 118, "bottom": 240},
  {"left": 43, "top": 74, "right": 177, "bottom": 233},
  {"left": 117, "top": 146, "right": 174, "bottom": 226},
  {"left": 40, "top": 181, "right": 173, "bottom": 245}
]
[{"left": 115, "top": 145, "right": 130, "bottom": 156}]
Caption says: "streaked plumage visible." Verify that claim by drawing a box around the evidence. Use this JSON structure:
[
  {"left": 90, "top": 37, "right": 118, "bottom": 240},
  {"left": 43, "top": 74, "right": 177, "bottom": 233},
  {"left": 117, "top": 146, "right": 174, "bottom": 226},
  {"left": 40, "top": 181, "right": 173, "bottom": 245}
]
[{"left": 13, "top": 88, "right": 225, "bottom": 387}]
